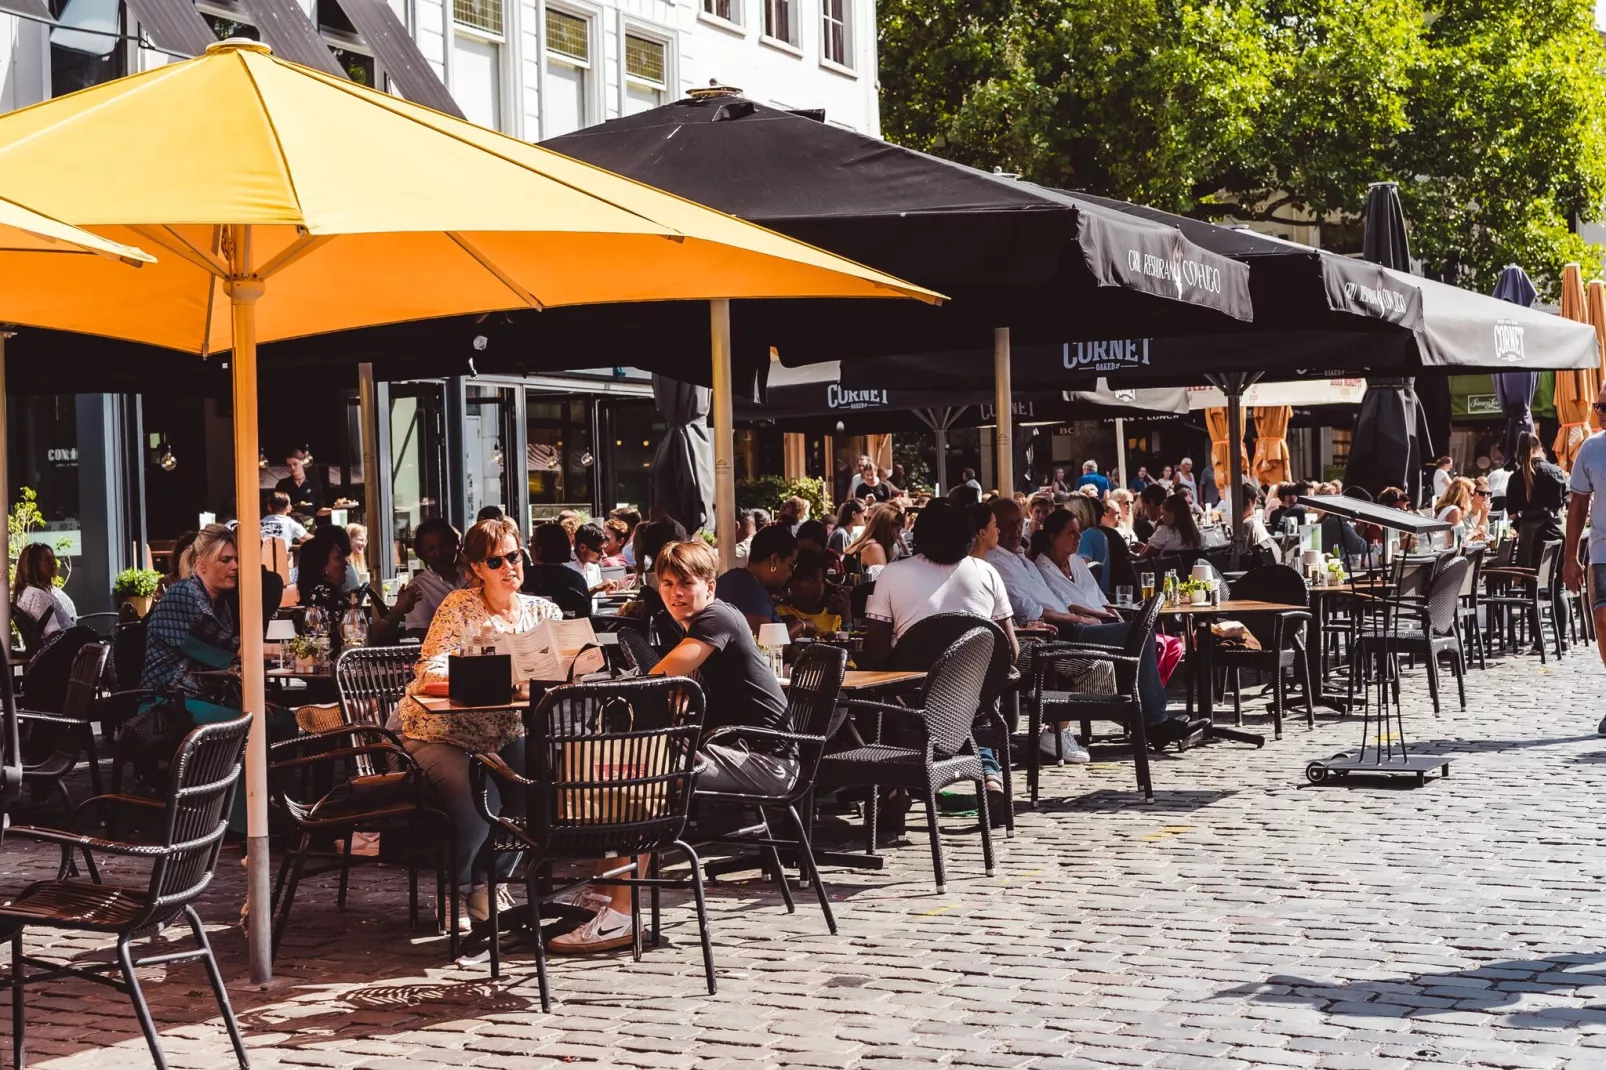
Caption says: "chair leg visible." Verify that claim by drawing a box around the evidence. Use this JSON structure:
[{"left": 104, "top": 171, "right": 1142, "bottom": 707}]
[
  {"left": 630, "top": 879, "right": 643, "bottom": 964},
  {"left": 1299, "top": 643, "right": 1315, "bottom": 729},
  {"left": 12, "top": 929, "right": 24, "bottom": 1070},
  {"left": 529, "top": 881, "right": 551, "bottom": 1012},
  {"left": 923, "top": 791, "right": 947, "bottom": 893},
  {"left": 1271, "top": 666, "right": 1285, "bottom": 741},
  {"left": 1424, "top": 646, "right": 1441, "bottom": 716},
  {"left": 864, "top": 784, "right": 879, "bottom": 855},
  {"left": 786, "top": 804, "right": 837, "bottom": 935},
  {"left": 488, "top": 868, "right": 501, "bottom": 981},
  {"left": 270, "top": 831, "right": 313, "bottom": 961},
  {"left": 1454, "top": 648, "right": 1467, "bottom": 710},
  {"left": 973, "top": 778, "right": 996, "bottom": 878},
  {"left": 1131, "top": 714, "right": 1153, "bottom": 801},
  {"left": 761, "top": 810, "right": 796, "bottom": 915},
  {"left": 183, "top": 906, "right": 250, "bottom": 1068},
  {"left": 336, "top": 830, "right": 354, "bottom": 910},
  {"left": 649, "top": 852, "right": 663, "bottom": 950},
  {"left": 1231, "top": 667, "right": 1243, "bottom": 726},
  {"left": 116, "top": 936, "right": 170, "bottom": 1070},
  {"left": 82, "top": 726, "right": 102, "bottom": 798},
  {"left": 675, "top": 840, "right": 717, "bottom": 995}
]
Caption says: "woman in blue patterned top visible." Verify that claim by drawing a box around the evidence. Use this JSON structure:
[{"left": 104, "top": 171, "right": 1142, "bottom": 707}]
[{"left": 141, "top": 524, "right": 241, "bottom": 722}]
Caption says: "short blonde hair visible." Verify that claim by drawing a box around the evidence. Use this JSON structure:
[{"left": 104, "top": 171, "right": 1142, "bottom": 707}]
[
  {"left": 655, "top": 539, "right": 718, "bottom": 585},
  {"left": 463, "top": 518, "right": 521, "bottom": 565},
  {"left": 182, "top": 524, "right": 236, "bottom": 576},
  {"left": 345, "top": 522, "right": 367, "bottom": 544}
]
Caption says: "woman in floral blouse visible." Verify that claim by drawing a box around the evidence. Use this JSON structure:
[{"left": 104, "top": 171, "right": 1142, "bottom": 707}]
[{"left": 392, "top": 517, "right": 562, "bottom": 927}]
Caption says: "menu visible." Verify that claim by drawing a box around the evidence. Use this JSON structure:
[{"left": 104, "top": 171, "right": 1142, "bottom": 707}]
[{"left": 497, "top": 618, "right": 606, "bottom": 682}]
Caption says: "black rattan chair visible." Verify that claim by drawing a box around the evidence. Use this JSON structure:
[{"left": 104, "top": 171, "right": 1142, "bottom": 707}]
[
  {"left": 816, "top": 628, "right": 996, "bottom": 892},
  {"left": 17, "top": 642, "right": 109, "bottom": 811},
  {"left": 333, "top": 644, "right": 419, "bottom": 738},
  {"left": 615, "top": 624, "right": 662, "bottom": 673},
  {"left": 469, "top": 676, "right": 707, "bottom": 1003},
  {"left": 0, "top": 713, "right": 252, "bottom": 1070},
  {"left": 1456, "top": 545, "right": 1487, "bottom": 670},
  {"left": 1209, "top": 565, "right": 1313, "bottom": 739},
  {"left": 1352, "top": 556, "right": 1471, "bottom": 716},
  {"left": 1484, "top": 540, "right": 1564, "bottom": 662},
  {"left": 695, "top": 642, "right": 847, "bottom": 931}
]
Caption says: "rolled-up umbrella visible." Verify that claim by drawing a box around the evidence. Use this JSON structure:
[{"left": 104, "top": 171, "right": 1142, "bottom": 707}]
[
  {"left": 651, "top": 375, "right": 715, "bottom": 533},
  {"left": 1552, "top": 264, "right": 1596, "bottom": 468},
  {"left": 1491, "top": 265, "right": 1539, "bottom": 465},
  {"left": 1252, "top": 405, "right": 1293, "bottom": 487},
  {"left": 1587, "top": 279, "right": 1606, "bottom": 433},
  {"left": 1204, "top": 407, "right": 1248, "bottom": 495}
]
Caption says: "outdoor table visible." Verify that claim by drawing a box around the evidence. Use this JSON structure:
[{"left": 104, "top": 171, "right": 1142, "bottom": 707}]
[{"left": 1160, "top": 598, "right": 1302, "bottom": 747}]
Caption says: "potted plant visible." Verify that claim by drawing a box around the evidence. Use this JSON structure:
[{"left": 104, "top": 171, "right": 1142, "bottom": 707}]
[
  {"left": 1325, "top": 556, "right": 1347, "bottom": 586},
  {"left": 112, "top": 567, "right": 162, "bottom": 617},
  {"left": 1179, "top": 578, "right": 1210, "bottom": 606},
  {"left": 284, "top": 635, "right": 320, "bottom": 673}
]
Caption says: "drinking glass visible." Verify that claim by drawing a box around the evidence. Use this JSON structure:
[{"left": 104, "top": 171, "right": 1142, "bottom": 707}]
[
  {"left": 1115, "top": 585, "right": 1134, "bottom": 607},
  {"left": 1140, "top": 572, "right": 1156, "bottom": 601}
]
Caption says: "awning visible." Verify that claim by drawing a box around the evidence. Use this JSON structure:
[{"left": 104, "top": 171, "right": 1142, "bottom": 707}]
[
  {"left": 236, "top": 0, "right": 348, "bottom": 76},
  {"left": 328, "top": 0, "right": 463, "bottom": 117},
  {"left": 124, "top": 0, "right": 218, "bottom": 56}
]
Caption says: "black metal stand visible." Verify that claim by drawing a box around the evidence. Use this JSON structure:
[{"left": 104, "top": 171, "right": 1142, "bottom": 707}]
[{"left": 1304, "top": 647, "right": 1451, "bottom": 787}]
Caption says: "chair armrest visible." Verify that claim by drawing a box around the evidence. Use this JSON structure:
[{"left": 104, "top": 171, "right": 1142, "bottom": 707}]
[
  {"left": 1039, "top": 647, "right": 1140, "bottom": 668},
  {"left": 7, "top": 823, "right": 170, "bottom": 858},
  {"left": 284, "top": 724, "right": 406, "bottom": 750},
  {"left": 469, "top": 750, "right": 537, "bottom": 788},
  {"left": 268, "top": 740, "right": 409, "bottom": 772},
  {"left": 16, "top": 709, "right": 93, "bottom": 727}
]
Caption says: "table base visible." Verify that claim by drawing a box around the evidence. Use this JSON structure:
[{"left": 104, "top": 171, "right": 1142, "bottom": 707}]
[{"left": 1304, "top": 751, "right": 1453, "bottom": 787}]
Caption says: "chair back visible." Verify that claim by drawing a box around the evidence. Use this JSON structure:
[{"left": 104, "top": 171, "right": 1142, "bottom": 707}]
[
  {"left": 1424, "top": 556, "right": 1469, "bottom": 637},
  {"left": 784, "top": 642, "right": 849, "bottom": 740},
  {"left": 526, "top": 675, "right": 705, "bottom": 858},
  {"left": 849, "top": 579, "right": 876, "bottom": 622},
  {"left": 614, "top": 624, "right": 661, "bottom": 674},
  {"left": 890, "top": 613, "right": 1012, "bottom": 713},
  {"left": 1224, "top": 565, "right": 1306, "bottom": 648},
  {"left": 9, "top": 603, "right": 45, "bottom": 661},
  {"left": 334, "top": 644, "right": 420, "bottom": 730},
  {"left": 1535, "top": 540, "right": 1563, "bottom": 590},
  {"left": 60, "top": 642, "right": 109, "bottom": 718},
  {"left": 112, "top": 619, "right": 148, "bottom": 692},
  {"left": 1101, "top": 525, "right": 1139, "bottom": 593},
  {"left": 1343, "top": 486, "right": 1375, "bottom": 503},
  {"left": 133, "top": 713, "right": 251, "bottom": 932},
  {"left": 1122, "top": 594, "right": 1164, "bottom": 661},
  {"left": 915, "top": 628, "right": 993, "bottom": 758},
  {"left": 262, "top": 536, "right": 291, "bottom": 585},
  {"left": 1457, "top": 545, "right": 1484, "bottom": 603},
  {"left": 19, "top": 626, "right": 97, "bottom": 713}
]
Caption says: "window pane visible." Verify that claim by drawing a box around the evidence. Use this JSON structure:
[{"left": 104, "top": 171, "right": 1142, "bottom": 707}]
[
  {"left": 764, "top": 0, "right": 793, "bottom": 43},
  {"left": 823, "top": 0, "right": 848, "bottom": 65},
  {"left": 544, "top": 57, "right": 586, "bottom": 136},
  {"left": 330, "top": 46, "right": 376, "bottom": 87},
  {"left": 453, "top": 35, "right": 501, "bottom": 129},
  {"left": 526, "top": 394, "right": 593, "bottom": 517},
  {"left": 625, "top": 35, "right": 665, "bottom": 86},
  {"left": 50, "top": 0, "right": 125, "bottom": 96},
  {"left": 545, "top": 9, "right": 588, "bottom": 63},
  {"left": 454, "top": 0, "right": 502, "bottom": 35},
  {"left": 203, "top": 12, "right": 259, "bottom": 41},
  {"left": 702, "top": 0, "right": 738, "bottom": 21},
  {"left": 317, "top": 0, "right": 356, "bottom": 36},
  {"left": 624, "top": 81, "right": 661, "bottom": 115}
]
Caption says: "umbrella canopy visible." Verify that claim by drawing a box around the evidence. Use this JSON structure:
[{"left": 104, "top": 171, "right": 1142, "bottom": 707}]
[
  {"left": 1252, "top": 406, "right": 1294, "bottom": 487},
  {"left": 0, "top": 196, "right": 153, "bottom": 264},
  {"left": 1491, "top": 265, "right": 1540, "bottom": 466},
  {"left": 0, "top": 39, "right": 938, "bottom": 984},
  {"left": 651, "top": 375, "right": 715, "bottom": 533},
  {"left": 1186, "top": 379, "right": 1368, "bottom": 409},
  {"left": 1552, "top": 264, "right": 1600, "bottom": 468}
]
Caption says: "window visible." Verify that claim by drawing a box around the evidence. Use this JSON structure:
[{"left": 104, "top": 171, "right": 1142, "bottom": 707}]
[
  {"left": 762, "top": 0, "right": 795, "bottom": 45},
  {"left": 317, "top": 2, "right": 378, "bottom": 88},
  {"left": 454, "top": 0, "right": 504, "bottom": 130},
  {"left": 543, "top": 8, "right": 590, "bottom": 137},
  {"left": 49, "top": 0, "right": 126, "bottom": 98},
  {"left": 701, "top": 0, "right": 739, "bottom": 25},
  {"left": 201, "top": 10, "right": 259, "bottom": 42},
  {"left": 822, "top": 0, "right": 850, "bottom": 67},
  {"left": 623, "top": 33, "right": 666, "bottom": 115}
]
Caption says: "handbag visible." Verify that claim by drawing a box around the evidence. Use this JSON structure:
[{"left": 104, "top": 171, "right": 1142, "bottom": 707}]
[{"left": 558, "top": 696, "right": 671, "bottom": 823}]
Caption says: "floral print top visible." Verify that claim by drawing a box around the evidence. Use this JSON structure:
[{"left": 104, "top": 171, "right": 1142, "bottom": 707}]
[{"left": 394, "top": 587, "right": 563, "bottom": 752}]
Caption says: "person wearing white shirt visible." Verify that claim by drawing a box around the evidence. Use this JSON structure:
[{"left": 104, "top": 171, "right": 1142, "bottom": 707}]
[
  {"left": 1174, "top": 458, "right": 1199, "bottom": 501},
  {"left": 260, "top": 491, "right": 310, "bottom": 546},
  {"left": 1431, "top": 457, "right": 1454, "bottom": 504},
  {"left": 369, "top": 518, "right": 466, "bottom": 644}
]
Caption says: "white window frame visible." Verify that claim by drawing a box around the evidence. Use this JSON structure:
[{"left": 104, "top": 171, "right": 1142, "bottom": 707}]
[
  {"left": 539, "top": 0, "right": 600, "bottom": 140},
  {"left": 819, "top": 0, "right": 854, "bottom": 76},
  {"left": 619, "top": 17, "right": 674, "bottom": 116},
  {"left": 697, "top": 0, "right": 744, "bottom": 36},
  {"left": 760, "top": 0, "right": 800, "bottom": 54}
]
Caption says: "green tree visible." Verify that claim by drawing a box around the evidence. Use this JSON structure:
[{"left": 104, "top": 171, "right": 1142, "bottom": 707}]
[{"left": 879, "top": 0, "right": 1606, "bottom": 296}]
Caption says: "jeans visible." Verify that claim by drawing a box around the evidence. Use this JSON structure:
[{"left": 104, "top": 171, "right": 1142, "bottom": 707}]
[
  {"left": 1063, "top": 621, "right": 1168, "bottom": 726},
  {"left": 405, "top": 736, "right": 526, "bottom": 887}
]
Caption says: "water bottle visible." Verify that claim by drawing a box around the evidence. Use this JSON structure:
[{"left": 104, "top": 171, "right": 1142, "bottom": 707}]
[{"left": 476, "top": 619, "right": 500, "bottom": 657}]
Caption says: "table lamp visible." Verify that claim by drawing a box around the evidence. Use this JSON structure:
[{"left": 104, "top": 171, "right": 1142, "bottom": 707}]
[
  {"left": 756, "top": 623, "right": 790, "bottom": 678},
  {"left": 265, "top": 618, "right": 297, "bottom": 668}
]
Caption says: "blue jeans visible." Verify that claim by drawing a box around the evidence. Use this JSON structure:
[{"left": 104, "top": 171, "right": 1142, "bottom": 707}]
[
  {"left": 1063, "top": 621, "right": 1168, "bottom": 726},
  {"left": 405, "top": 737, "right": 526, "bottom": 887}
]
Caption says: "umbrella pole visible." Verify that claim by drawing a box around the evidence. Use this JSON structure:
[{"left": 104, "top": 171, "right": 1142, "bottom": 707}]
[
  {"left": 1115, "top": 417, "right": 1128, "bottom": 494},
  {"left": 227, "top": 226, "right": 272, "bottom": 985},
  {"left": 710, "top": 300, "right": 736, "bottom": 573},
  {"left": 933, "top": 426, "right": 948, "bottom": 496},
  {"left": 994, "top": 328, "right": 1012, "bottom": 494}
]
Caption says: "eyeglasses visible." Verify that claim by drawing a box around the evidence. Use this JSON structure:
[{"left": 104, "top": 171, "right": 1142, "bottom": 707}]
[
  {"left": 480, "top": 554, "right": 522, "bottom": 570},
  {"left": 1593, "top": 402, "right": 1606, "bottom": 416}
]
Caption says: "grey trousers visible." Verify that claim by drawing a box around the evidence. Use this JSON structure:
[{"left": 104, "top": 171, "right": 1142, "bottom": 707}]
[{"left": 694, "top": 742, "right": 800, "bottom": 797}]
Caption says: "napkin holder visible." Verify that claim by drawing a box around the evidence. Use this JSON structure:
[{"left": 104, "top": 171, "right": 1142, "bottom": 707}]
[{"left": 448, "top": 653, "right": 513, "bottom": 707}]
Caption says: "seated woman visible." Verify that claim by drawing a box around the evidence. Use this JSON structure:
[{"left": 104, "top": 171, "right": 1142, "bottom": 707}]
[
  {"left": 1062, "top": 496, "right": 1111, "bottom": 594},
  {"left": 141, "top": 525, "right": 241, "bottom": 723},
  {"left": 777, "top": 549, "right": 852, "bottom": 636},
  {"left": 1137, "top": 493, "right": 1203, "bottom": 558},
  {"left": 1431, "top": 476, "right": 1474, "bottom": 549},
  {"left": 392, "top": 518, "right": 563, "bottom": 929},
  {"left": 13, "top": 543, "right": 77, "bottom": 639},
  {"left": 843, "top": 502, "right": 905, "bottom": 579},
  {"left": 521, "top": 522, "right": 591, "bottom": 617},
  {"left": 599, "top": 518, "right": 631, "bottom": 568},
  {"left": 715, "top": 524, "right": 803, "bottom": 637}
]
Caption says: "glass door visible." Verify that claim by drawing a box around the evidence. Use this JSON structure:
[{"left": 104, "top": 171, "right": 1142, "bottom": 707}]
[
  {"left": 464, "top": 384, "right": 519, "bottom": 522},
  {"left": 526, "top": 391, "right": 596, "bottom": 526},
  {"left": 388, "top": 382, "right": 448, "bottom": 573}
]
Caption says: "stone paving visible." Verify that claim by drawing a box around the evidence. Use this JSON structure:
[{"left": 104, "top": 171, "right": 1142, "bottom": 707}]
[{"left": 6, "top": 646, "right": 1606, "bottom": 1069}]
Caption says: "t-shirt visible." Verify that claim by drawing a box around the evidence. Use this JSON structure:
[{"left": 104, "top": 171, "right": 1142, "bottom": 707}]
[
  {"left": 714, "top": 566, "right": 780, "bottom": 624},
  {"left": 17, "top": 584, "right": 75, "bottom": 637},
  {"left": 1075, "top": 526, "right": 1112, "bottom": 593},
  {"left": 859, "top": 480, "right": 892, "bottom": 502},
  {"left": 260, "top": 513, "right": 308, "bottom": 545},
  {"left": 1570, "top": 432, "right": 1606, "bottom": 564},
  {"left": 683, "top": 600, "right": 792, "bottom": 757},
  {"left": 827, "top": 527, "right": 851, "bottom": 554},
  {"left": 274, "top": 475, "right": 323, "bottom": 516},
  {"left": 865, "top": 554, "right": 1012, "bottom": 642},
  {"left": 1033, "top": 555, "right": 1105, "bottom": 616},
  {"left": 777, "top": 603, "right": 843, "bottom": 636},
  {"left": 983, "top": 546, "right": 1065, "bottom": 624},
  {"left": 1074, "top": 473, "right": 1111, "bottom": 496},
  {"left": 1487, "top": 468, "right": 1511, "bottom": 499},
  {"left": 1433, "top": 467, "right": 1453, "bottom": 503},
  {"left": 1144, "top": 524, "right": 1193, "bottom": 555},
  {"left": 402, "top": 568, "right": 464, "bottom": 631}
]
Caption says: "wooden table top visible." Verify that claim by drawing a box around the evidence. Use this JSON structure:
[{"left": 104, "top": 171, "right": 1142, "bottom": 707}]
[
  {"left": 784, "top": 670, "right": 924, "bottom": 691},
  {"left": 1160, "top": 599, "right": 1300, "bottom": 615}
]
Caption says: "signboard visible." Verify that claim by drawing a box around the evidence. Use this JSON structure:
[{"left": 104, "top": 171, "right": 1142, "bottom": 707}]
[{"left": 1186, "top": 378, "right": 1368, "bottom": 410}]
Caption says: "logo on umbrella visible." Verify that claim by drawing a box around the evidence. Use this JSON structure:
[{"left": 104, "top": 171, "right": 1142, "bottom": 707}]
[
  {"left": 1063, "top": 339, "right": 1151, "bottom": 372},
  {"left": 825, "top": 384, "right": 890, "bottom": 410},
  {"left": 1493, "top": 319, "right": 1525, "bottom": 362}
]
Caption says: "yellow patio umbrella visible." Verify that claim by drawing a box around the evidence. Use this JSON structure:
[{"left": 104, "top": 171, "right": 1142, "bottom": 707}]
[
  {"left": 1553, "top": 263, "right": 1599, "bottom": 468},
  {"left": 1587, "top": 278, "right": 1606, "bottom": 434},
  {"left": 0, "top": 39, "right": 940, "bottom": 983},
  {"left": 1252, "top": 405, "right": 1294, "bottom": 487}
]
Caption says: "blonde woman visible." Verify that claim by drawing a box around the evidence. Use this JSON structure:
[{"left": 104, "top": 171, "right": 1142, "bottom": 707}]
[
  {"left": 843, "top": 502, "right": 906, "bottom": 577},
  {"left": 345, "top": 523, "right": 370, "bottom": 587},
  {"left": 1433, "top": 476, "right": 1475, "bottom": 548}
]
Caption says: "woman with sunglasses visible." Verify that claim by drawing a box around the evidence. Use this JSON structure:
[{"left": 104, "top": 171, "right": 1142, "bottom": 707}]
[{"left": 393, "top": 517, "right": 564, "bottom": 930}]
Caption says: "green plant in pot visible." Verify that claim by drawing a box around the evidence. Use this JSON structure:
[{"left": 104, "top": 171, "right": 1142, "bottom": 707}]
[
  {"left": 1178, "top": 577, "right": 1210, "bottom": 605},
  {"left": 283, "top": 635, "right": 320, "bottom": 671},
  {"left": 112, "top": 567, "right": 162, "bottom": 617}
]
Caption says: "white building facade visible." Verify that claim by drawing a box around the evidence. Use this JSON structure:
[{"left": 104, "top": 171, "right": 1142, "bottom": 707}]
[{"left": 0, "top": 0, "right": 879, "bottom": 135}]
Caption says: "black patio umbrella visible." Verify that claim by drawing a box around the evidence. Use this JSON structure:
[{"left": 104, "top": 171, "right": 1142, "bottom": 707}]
[
  {"left": 1345, "top": 182, "right": 1431, "bottom": 503},
  {"left": 651, "top": 375, "right": 715, "bottom": 533},
  {"left": 1490, "top": 265, "right": 1540, "bottom": 465}
]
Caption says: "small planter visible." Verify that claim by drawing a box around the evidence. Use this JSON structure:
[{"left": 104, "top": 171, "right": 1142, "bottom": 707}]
[
  {"left": 1189, "top": 589, "right": 1209, "bottom": 606},
  {"left": 296, "top": 654, "right": 317, "bottom": 673},
  {"left": 118, "top": 594, "right": 153, "bottom": 618}
]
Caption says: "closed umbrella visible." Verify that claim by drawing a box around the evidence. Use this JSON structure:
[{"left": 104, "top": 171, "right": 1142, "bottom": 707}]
[
  {"left": 1587, "top": 279, "right": 1606, "bottom": 432},
  {"left": 0, "top": 39, "right": 936, "bottom": 983},
  {"left": 1252, "top": 405, "right": 1293, "bottom": 487},
  {"left": 1204, "top": 408, "right": 1248, "bottom": 495},
  {"left": 651, "top": 375, "right": 715, "bottom": 533},
  {"left": 1553, "top": 263, "right": 1599, "bottom": 468},
  {"left": 1491, "top": 265, "right": 1539, "bottom": 465}
]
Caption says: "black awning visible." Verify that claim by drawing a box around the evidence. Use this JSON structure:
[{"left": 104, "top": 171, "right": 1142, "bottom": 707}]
[
  {"left": 1296, "top": 495, "right": 1451, "bottom": 535},
  {"left": 236, "top": 0, "right": 347, "bottom": 76},
  {"left": 329, "top": 0, "right": 462, "bottom": 117},
  {"left": 0, "top": 0, "right": 51, "bottom": 21},
  {"left": 124, "top": 0, "right": 217, "bottom": 56}
]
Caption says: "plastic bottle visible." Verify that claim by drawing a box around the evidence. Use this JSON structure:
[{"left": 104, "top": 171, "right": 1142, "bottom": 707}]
[{"left": 476, "top": 619, "right": 500, "bottom": 657}]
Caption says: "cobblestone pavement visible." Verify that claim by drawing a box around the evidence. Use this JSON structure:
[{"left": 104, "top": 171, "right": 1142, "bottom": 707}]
[{"left": 6, "top": 647, "right": 1606, "bottom": 1069}]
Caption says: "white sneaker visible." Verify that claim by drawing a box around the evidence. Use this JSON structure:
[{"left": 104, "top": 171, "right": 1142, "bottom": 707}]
[
  {"left": 554, "top": 884, "right": 608, "bottom": 914},
  {"left": 1039, "top": 725, "right": 1092, "bottom": 764},
  {"left": 547, "top": 905, "right": 635, "bottom": 954},
  {"left": 466, "top": 882, "right": 518, "bottom": 922}
]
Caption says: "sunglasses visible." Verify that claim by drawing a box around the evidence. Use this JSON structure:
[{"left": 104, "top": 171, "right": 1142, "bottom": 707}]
[
  {"left": 1593, "top": 402, "right": 1606, "bottom": 416},
  {"left": 479, "top": 554, "right": 522, "bottom": 570}
]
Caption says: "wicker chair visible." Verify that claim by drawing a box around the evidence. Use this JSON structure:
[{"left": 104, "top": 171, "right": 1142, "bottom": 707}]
[
  {"left": 0, "top": 714, "right": 252, "bottom": 1070},
  {"left": 16, "top": 642, "right": 110, "bottom": 811},
  {"left": 615, "top": 624, "right": 662, "bottom": 673},
  {"left": 816, "top": 628, "right": 996, "bottom": 893},
  {"left": 1208, "top": 565, "right": 1313, "bottom": 739},
  {"left": 1352, "top": 556, "right": 1471, "bottom": 716}
]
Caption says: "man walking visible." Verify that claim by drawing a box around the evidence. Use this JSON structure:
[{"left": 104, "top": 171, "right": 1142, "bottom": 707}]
[{"left": 1563, "top": 382, "right": 1606, "bottom": 731}]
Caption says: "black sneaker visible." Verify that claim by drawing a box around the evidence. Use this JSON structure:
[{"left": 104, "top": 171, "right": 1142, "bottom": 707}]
[{"left": 1148, "top": 716, "right": 1209, "bottom": 749}]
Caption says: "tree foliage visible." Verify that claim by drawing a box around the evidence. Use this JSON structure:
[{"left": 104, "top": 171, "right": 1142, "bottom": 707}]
[{"left": 878, "top": 0, "right": 1606, "bottom": 295}]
